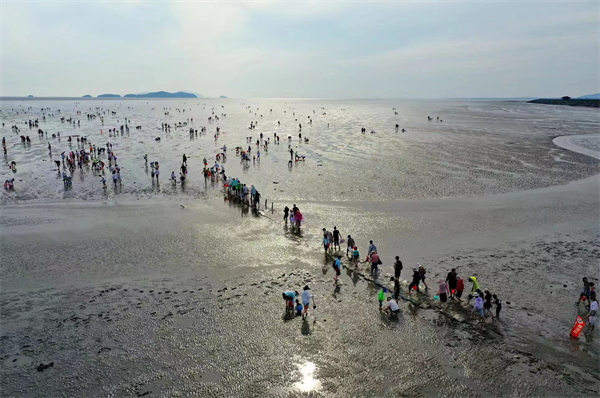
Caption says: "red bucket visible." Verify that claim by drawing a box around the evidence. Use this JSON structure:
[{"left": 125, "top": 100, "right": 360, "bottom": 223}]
[{"left": 570, "top": 316, "right": 585, "bottom": 338}]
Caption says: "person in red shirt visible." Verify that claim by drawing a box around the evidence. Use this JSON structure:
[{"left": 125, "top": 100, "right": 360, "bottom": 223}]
[{"left": 455, "top": 276, "right": 465, "bottom": 302}]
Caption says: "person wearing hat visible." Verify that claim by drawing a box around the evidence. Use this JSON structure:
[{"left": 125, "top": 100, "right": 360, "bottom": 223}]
[
  {"left": 471, "top": 292, "right": 484, "bottom": 319},
  {"left": 467, "top": 276, "right": 480, "bottom": 302}
]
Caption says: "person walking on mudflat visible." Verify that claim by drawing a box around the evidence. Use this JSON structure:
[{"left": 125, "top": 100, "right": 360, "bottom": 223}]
[
  {"left": 418, "top": 264, "right": 428, "bottom": 290},
  {"left": 394, "top": 256, "right": 403, "bottom": 280}
]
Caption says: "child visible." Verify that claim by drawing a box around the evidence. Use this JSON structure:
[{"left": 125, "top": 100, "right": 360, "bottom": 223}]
[
  {"left": 295, "top": 300, "right": 303, "bottom": 317},
  {"left": 352, "top": 246, "right": 360, "bottom": 266},
  {"left": 378, "top": 288, "right": 387, "bottom": 310},
  {"left": 492, "top": 294, "right": 502, "bottom": 318}
]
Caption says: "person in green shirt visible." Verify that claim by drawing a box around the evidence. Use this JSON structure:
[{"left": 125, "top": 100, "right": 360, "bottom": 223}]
[
  {"left": 468, "top": 276, "right": 480, "bottom": 302},
  {"left": 378, "top": 288, "right": 387, "bottom": 310}
]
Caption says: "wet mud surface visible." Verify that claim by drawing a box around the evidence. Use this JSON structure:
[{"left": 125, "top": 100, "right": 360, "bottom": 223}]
[
  {"left": 1, "top": 200, "right": 599, "bottom": 397},
  {"left": 1, "top": 241, "right": 598, "bottom": 397}
]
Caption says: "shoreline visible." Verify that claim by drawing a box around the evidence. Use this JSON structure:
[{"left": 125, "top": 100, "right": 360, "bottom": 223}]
[{"left": 553, "top": 134, "right": 600, "bottom": 161}]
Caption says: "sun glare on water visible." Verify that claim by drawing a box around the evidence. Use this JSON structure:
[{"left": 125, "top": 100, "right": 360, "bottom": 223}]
[{"left": 294, "top": 361, "right": 322, "bottom": 393}]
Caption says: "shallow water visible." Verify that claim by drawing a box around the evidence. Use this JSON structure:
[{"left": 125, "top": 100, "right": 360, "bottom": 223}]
[{"left": 1, "top": 98, "right": 598, "bottom": 204}]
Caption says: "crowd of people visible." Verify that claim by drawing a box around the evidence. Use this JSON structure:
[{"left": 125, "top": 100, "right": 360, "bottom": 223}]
[{"left": 281, "top": 222, "right": 506, "bottom": 323}]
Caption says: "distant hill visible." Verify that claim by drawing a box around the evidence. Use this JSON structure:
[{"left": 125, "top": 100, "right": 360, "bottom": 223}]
[
  {"left": 124, "top": 91, "right": 199, "bottom": 98},
  {"left": 82, "top": 95, "right": 92, "bottom": 98},
  {"left": 219, "top": 95, "right": 228, "bottom": 99},
  {"left": 97, "top": 94, "right": 121, "bottom": 98},
  {"left": 576, "top": 93, "right": 600, "bottom": 100}
]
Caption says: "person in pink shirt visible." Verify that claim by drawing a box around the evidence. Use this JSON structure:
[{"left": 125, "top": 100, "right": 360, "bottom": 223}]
[
  {"left": 369, "top": 252, "right": 381, "bottom": 275},
  {"left": 437, "top": 279, "right": 450, "bottom": 303},
  {"left": 294, "top": 211, "right": 303, "bottom": 228}
]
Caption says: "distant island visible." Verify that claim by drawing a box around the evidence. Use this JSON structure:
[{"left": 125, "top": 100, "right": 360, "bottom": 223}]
[
  {"left": 577, "top": 93, "right": 600, "bottom": 100},
  {"left": 97, "top": 94, "right": 121, "bottom": 98},
  {"left": 528, "top": 95, "right": 599, "bottom": 108},
  {"left": 27, "top": 95, "right": 34, "bottom": 98},
  {"left": 219, "top": 95, "right": 228, "bottom": 99},
  {"left": 82, "top": 95, "right": 92, "bottom": 98},
  {"left": 123, "top": 91, "right": 199, "bottom": 98}
]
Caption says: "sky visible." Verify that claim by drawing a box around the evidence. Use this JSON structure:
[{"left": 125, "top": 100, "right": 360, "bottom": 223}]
[{"left": 1, "top": 0, "right": 598, "bottom": 98}]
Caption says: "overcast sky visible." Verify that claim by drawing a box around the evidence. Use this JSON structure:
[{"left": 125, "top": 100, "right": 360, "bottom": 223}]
[{"left": 1, "top": 0, "right": 598, "bottom": 98}]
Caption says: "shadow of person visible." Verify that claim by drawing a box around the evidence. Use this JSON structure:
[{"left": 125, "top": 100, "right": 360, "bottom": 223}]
[
  {"left": 282, "top": 310, "right": 295, "bottom": 322},
  {"left": 301, "top": 318, "right": 311, "bottom": 335},
  {"left": 333, "top": 282, "right": 341, "bottom": 297}
]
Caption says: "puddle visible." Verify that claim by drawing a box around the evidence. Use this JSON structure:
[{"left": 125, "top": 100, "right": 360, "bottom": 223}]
[
  {"left": 3, "top": 354, "right": 33, "bottom": 368},
  {"left": 293, "top": 361, "right": 322, "bottom": 393}
]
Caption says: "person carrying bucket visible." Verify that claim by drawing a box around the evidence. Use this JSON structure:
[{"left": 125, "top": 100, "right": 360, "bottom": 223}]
[
  {"left": 446, "top": 268, "right": 458, "bottom": 299},
  {"left": 408, "top": 267, "right": 421, "bottom": 296},
  {"left": 577, "top": 277, "right": 591, "bottom": 307}
]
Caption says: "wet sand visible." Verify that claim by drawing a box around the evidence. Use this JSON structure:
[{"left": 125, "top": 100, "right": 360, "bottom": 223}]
[
  {"left": 2, "top": 168, "right": 599, "bottom": 395},
  {"left": 1, "top": 101, "right": 599, "bottom": 396}
]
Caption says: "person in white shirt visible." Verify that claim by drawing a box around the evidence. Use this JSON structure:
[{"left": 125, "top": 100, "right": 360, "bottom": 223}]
[
  {"left": 302, "top": 286, "right": 314, "bottom": 319},
  {"left": 384, "top": 297, "right": 400, "bottom": 317}
]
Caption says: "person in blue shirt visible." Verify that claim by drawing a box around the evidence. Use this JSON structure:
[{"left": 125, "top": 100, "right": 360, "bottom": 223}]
[
  {"left": 368, "top": 240, "right": 377, "bottom": 257},
  {"left": 295, "top": 300, "right": 303, "bottom": 316},
  {"left": 282, "top": 291, "right": 299, "bottom": 311},
  {"left": 333, "top": 255, "right": 342, "bottom": 281}
]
